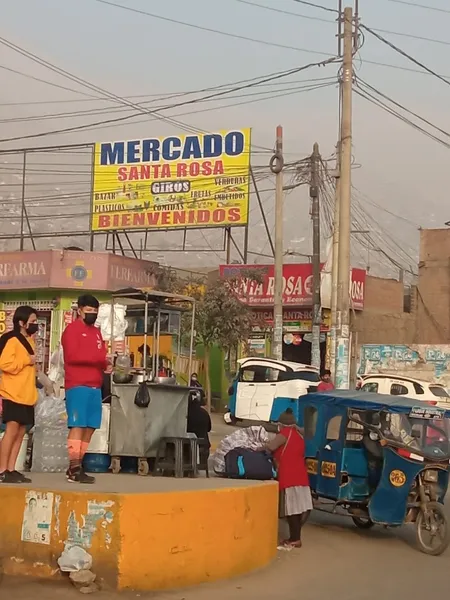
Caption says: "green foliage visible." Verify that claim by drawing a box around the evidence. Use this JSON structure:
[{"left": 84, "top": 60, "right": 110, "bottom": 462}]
[{"left": 192, "top": 268, "right": 265, "bottom": 351}]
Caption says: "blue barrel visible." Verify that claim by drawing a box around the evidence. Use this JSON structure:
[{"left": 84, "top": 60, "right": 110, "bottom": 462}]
[
  {"left": 120, "top": 457, "right": 139, "bottom": 474},
  {"left": 83, "top": 453, "right": 111, "bottom": 473}
]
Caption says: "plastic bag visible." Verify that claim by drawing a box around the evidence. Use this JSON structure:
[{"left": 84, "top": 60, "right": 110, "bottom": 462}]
[
  {"left": 48, "top": 345, "right": 64, "bottom": 384},
  {"left": 134, "top": 382, "right": 150, "bottom": 408},
  {"left": 58, "top": 546, "right": 92, "bottom": 573},
  {"left": 34, "top": 390, "right": 67, "bottom": 429}
]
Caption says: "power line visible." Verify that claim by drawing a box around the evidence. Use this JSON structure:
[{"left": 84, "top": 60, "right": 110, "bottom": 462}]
[
  {"left": 356, "top": 77, "right": 450, "bottom": 139},
  {"left": 92, "top": 0, "right": 333, "bottom": 57},
  {"left": 235, "top": 0, "right": 333, "bottom": 23},
  {"left": 360, "top": 23, "right": 450, "bottom": 88},
  {"left": 0, "top": 65, "right": 102, "bottom": 99},
  {"left": 236, "top": 0, "right": 450, "bottom": 47},
  {"left": 352, "top": 185, "right": 420, "bottom": 228},
  {"left": 354, "top": 87, "right": 450, "bottom": 150},
  {"left": 0, "top": 55, "right": 337, "bottom": 143},
  {"left": 0, "top": 77, "right": 337, "bottom": 124},
  {"left": 291, "top": 0, "right": 339, "bottom": 13},
  {"left": 0, "top": 75, "right": 334, "bottom": 108},
  {"left": 388, "top": 0, "right": 450, "bottom": 13}
]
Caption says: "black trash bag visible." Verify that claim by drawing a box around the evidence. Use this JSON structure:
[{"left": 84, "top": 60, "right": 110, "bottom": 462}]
[{"left": 134, "top": 382, "right": 151, "bottom": 408}]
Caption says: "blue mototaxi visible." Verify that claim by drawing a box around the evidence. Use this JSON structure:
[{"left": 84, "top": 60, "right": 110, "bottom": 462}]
[{"left": 299, "top": 390, "right": 450, "bottom": 555}]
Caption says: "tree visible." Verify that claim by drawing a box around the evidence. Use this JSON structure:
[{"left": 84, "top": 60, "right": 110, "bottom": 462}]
[
  {"left": 187, "top": 269, "right": 264, "bottom": 410},
  {"left": 151, "top": 265, "right": 263, "bottom": 410}
]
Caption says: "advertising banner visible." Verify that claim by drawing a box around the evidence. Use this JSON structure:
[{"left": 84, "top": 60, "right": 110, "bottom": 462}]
[
  {"left": 91, "top": 129, "right": 251, "bottom": 231},
  {"left": 219, "top": 263, "right": 366, "bottom": 310},
  {"left": 251, "top": 308, "right": 331, "bottom": 332}
]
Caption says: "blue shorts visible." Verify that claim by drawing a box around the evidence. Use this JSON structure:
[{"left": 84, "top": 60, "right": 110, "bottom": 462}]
[{"left": 65, "top": 386, "right": 102, "bottom": 429}]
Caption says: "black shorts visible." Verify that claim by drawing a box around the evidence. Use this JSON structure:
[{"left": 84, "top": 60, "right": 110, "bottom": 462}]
[{"left": 2, "top": 399, "right": 35, "bottom": 426}]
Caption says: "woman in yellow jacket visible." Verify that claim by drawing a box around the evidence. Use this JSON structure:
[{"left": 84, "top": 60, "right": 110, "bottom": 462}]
[{"left": 0, "top": 306, "right": 38, "bottom": 483}]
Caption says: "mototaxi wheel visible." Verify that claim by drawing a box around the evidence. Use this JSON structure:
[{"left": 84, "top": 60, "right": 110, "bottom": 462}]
[
  {"left": 416, "top": 501, "right": 450, "bottom": 556},
  {"left": 352, "top": 516, "right": 375, "bottom": 529}
]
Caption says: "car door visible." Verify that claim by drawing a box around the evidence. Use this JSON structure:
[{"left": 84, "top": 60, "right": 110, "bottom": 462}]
[
  {"left": 250, "top": 367, "right": 280, "bottom": 421},
  {"left": 235, "top": 366, "right": 260, "bottom": 419},
  {"left": 316, "top": 407, "right": 345, "bottom": 499}
]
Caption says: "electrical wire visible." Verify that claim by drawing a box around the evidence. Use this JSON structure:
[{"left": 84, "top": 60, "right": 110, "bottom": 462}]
[
  {"left": 0, "top": 65, "right": 103, "bottom": 99},
  {"left": 235, "top": 0, "right": 333, "bottom": 23},
  {"left": 360, "top": 23, "right": 450, "bottom": 88},
  {"left": 354, "top": 87, "right": 450, "bottom": 150},
  {"left": 356, "top": 77, "right": 450, "bottom": 140},
  {"left": 388, "top": 0, "right": 450, "bottom": 13},
  {"left": 291, "top": 0, "right": 339, "bottom": 13},
  {"left": 92, "top": 0, "right": 333, "bottom": 57},
  {"left": 0, "top": 77, "right": 338, "bottom": 124},
  {"left": 236, "top": 0, "right": 450, "bottom": 47},
  {"left": 0, "top": 56, "right": 338, "bottom": 143}
]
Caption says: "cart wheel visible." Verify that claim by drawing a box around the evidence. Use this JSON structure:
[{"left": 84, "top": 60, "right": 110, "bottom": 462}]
[
  {"left": 111, "top": 457, "right": 121, "bottom": 475},
  {"left": 138, "top": 458, "right": 150, "bottom": 476},
  {"left": 416, "top": 501, "right": 450, "bottom": 556},
  {"left": 352, "top": 516, "right": 375, "bottom": 529}
]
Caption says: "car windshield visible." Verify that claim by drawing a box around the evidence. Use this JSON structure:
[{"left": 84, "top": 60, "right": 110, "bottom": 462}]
[
  {"left": 288, "top": 371, "right": 320, "bottom": 382},
  {"left": 429, "top": 386, "right": 450, "bottom": 398},
  {"left": 379, "top": 411, "right": 450, "bottom": 460}
]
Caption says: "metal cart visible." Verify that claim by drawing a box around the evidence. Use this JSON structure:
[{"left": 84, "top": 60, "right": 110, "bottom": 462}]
[{"left": 108, "top": 288, "right": 196, "bottom": 475}]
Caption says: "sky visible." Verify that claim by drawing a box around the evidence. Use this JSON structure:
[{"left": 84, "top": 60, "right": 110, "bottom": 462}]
[{"left": 1, "top": 0, "right": 450, "bottom": 276}]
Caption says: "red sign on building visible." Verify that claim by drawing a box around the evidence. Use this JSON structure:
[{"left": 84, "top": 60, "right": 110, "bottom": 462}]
[{"left": 219, "top": 264, "right": 366, "bottom": 310}]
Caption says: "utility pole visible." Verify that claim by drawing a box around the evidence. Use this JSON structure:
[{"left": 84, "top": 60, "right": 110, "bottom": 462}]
[
  {"left": 329, "top": 142, "right": 341, "bottom": 379},
  {"left": 335, "top": 6, "right": 353, "bottom": 389},
  {"left": 271, "top": 126, "right": 284, "bottom": 361},
  {"left": 310, "top": 143, "right": 321, "bottom": 370}
]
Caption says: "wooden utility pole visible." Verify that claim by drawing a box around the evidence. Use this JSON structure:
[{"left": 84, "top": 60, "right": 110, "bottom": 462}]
[
  {"left": 310, "top": 143, "right": 321, "bottom": 370},
  {"left": 271, "top": 126, "right": 284, "bottom": 361},
  {"left": 335, "top": 6, "right": 353, "bottom": 389}
]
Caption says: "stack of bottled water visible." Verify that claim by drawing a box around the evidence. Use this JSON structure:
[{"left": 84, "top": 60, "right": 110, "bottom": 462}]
[{"left": 31, "top": 391, "right": 69, "bottom": 473}]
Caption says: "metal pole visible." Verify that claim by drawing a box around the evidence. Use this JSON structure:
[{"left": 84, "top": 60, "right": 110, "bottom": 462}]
[
  {"left": 243, "top": 224, "right": 249, "bottom": 264},
  {"left": 19, "top": 151, "right": 27, "bottom": 251},
  {"left": 188, "top": 301, "right": 196, "bottom": 381},
  {"left": 310, "top": 143, "right": 321, "bottom": 370},
  {"left": 225, "top": 227, "right": 231, "bottom": 263},
  {"left": 143, "top": 297, "right": 148, "bottom": 374},
  {"left": 330, "top": 143, "right": 341, "bottom": 379},
  {"left": 336, "top": 6, "right": 353, "bottom": 389},
  {"left": 271, "top": 126, "right": 284, "bottom": 361},
  {"left": 89, "top": 144, "right": 96, "bottom": 251},
  {"left": 251, "top": 167, "right": 275, "bottom": 257},
  {"left": 155, "top": 304, "right": 161, "bottom": 378}
]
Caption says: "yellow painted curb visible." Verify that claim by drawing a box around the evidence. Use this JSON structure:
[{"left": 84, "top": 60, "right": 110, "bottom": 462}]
[{"left": 0, "top": 480, "right": 278, "bottom": 591}]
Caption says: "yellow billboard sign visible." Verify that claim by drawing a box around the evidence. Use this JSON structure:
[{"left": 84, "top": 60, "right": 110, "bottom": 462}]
[{"left": 91, "top": 129, "right": 251, "bottom": 231}]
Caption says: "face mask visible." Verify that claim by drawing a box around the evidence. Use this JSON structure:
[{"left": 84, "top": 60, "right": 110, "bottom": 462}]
[
  {"left": 84, "top": 313, "right": 97, "bottom": 326},
  {"left": 26, "top": 323, "right": 39, "bottom": 336}
]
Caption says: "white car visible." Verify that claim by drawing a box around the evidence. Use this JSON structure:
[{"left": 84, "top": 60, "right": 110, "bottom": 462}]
[
  {"left": 224, "top": 358, "right": 320, "bottom": 424},
  {"left": 358, "top": 374, "right": 450, "bottom": 405}
]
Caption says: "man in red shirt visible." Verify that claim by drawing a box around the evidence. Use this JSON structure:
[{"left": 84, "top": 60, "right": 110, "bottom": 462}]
[
  {"left": 62, "top": 295, "right": 109, "bottom": 484},
  {"left": 318, "top": 369, "right": 334, "bottom": 392}
]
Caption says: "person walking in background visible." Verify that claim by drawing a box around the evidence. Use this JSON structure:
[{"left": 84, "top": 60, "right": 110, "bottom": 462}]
[
  {"left": 267, "top": 408, "right": 312, "bottom": 549},
  {"left": 0, "top": 306, "right": 38, "bottom": 483},
  {"left": 318, "top": 369, "right": 334, "bottom": 392},
  {"left": 62, "top": 295, "right": 109, "bottom": 484}
]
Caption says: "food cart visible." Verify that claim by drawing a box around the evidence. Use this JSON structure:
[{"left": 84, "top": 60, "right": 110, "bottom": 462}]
[{"left": 108, "top": 288, "right": 196, "bottom": 475}]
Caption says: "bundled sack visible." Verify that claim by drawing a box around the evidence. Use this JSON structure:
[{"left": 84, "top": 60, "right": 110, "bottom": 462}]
[{"left": 225, "top": 447, "right": 276, "bottom": 481}]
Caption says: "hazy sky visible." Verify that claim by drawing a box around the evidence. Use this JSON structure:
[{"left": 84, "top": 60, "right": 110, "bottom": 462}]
[{"left": 1, "top": 0, "right": 449, "bottom": 275}]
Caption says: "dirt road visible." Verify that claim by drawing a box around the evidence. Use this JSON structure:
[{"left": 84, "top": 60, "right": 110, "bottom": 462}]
[{"left": 4, "top": 506, "right": 449, "bottom": 600}]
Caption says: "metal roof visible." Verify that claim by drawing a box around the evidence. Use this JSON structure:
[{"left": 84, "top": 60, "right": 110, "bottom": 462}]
[{"left": 308, "top": 390, "right": 450, "bottom": 416}]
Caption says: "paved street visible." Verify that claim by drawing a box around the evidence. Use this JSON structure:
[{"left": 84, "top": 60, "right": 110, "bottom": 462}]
[
  {"left": 4, "top": 500, "right": 449, "bottom": 600},
  {"left": 3, "top": 416, "right": 449, "bottom": 600}
]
